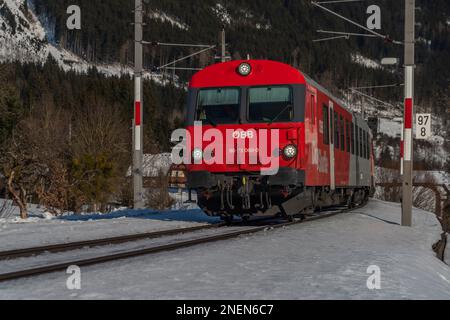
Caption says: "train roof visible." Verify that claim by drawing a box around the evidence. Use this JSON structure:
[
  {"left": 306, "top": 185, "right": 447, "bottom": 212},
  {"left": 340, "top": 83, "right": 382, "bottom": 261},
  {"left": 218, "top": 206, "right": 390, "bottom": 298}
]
[
  {"left": 189, "top": 59, "right": 363, "bottom": 123},
  {"left": 189, "top": 60, "right": 306, "bottom": 88}
]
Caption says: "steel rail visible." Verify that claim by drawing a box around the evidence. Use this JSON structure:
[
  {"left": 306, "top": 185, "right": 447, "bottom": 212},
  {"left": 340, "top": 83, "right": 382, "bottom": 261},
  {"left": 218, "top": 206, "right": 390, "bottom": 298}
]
[
  {"left": 0, "top": 223, "right": 223, "bottom": 261},
  {"left": 0, "top": 203, "right": 367, "bottom": 282}
]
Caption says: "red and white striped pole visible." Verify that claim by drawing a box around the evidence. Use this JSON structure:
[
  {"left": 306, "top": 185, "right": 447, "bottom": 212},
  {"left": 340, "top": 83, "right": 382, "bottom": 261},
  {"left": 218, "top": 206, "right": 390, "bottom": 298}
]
[
  {"left": 404, "top": 67, "right": 414, "bottom": 165},
  {"left": 133, "top": 0, "right": 144, "bottom": 209},
  {"left": 400, "top": 129, "right": 404, "bottom": 176},
  {"left": 401, "top": 0, "right": 415, "bottom": 227},
  {"left": 134, "top": 75, "right": 143, "bottom": 152}
]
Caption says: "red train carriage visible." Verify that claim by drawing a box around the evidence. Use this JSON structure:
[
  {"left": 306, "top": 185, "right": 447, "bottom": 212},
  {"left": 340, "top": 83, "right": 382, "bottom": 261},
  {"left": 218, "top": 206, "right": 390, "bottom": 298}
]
[{"left": 184, "top": 60, "right": 374, "bottom": 221}]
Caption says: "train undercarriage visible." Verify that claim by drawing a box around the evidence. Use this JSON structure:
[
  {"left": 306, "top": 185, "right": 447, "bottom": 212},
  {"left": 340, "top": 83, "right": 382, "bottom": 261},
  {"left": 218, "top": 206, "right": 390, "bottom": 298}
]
[{"left": 189, "top": 171, "right": 371, "bottom": 222}]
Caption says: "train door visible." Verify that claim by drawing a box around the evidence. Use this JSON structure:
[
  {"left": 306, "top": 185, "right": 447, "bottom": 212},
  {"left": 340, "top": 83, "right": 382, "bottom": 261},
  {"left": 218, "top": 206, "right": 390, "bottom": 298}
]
[
  {"left": 349, "top": 115, "right": 358, "bottom": 187},
  {"left": 310, "top": 91, "right": 318, "bottom": 163},
  {"left": 329, "top": 101, "right": 335, "bottom": 190},
  {"left": 355, "top": 119, "right": 360, "bottom": 186},
  {"left": 307, "top": 90, "right": 319, "bottom": 184}
]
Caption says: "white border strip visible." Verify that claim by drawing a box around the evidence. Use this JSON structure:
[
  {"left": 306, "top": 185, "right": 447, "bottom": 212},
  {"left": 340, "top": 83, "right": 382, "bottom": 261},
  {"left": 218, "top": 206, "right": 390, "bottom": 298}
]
[
  {"left": 405, "top": 66, "right": 413, "bottom": 99},
  {"left": 135, "top": 126, "right": 141, "bottom": 151},
  {"left": 135, "top": 77, "right": 142, "bottom": 101},
  {"left": 404, "top": 129, "right": 412, "bottom": 161}
]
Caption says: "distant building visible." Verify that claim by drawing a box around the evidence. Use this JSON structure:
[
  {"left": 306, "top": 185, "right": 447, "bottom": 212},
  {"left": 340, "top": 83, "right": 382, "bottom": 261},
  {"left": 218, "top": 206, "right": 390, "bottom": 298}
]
[
  {"left": 168, "top": 164, "right": 187, "bottom": 189},
  {"left": 128, "top": 154, "right": 187, "bottom": 189}
]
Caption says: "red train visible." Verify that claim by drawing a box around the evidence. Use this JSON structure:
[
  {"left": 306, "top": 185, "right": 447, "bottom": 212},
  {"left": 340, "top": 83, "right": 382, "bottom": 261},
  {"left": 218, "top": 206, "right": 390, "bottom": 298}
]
[{"left": 185, "top": 60, "right": 374, "bottom": 221}]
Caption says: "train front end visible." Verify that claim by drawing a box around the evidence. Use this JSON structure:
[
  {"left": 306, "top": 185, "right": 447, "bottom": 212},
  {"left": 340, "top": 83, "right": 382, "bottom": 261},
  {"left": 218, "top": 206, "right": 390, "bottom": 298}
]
[{"left": 184, "top": 60, "right": 308, "bottom": 220}]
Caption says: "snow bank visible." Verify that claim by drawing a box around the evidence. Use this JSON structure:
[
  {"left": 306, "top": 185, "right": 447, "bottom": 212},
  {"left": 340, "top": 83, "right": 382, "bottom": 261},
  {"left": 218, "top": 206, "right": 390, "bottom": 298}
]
[
  {"left": 0, "top": 199, "right": 449, "bottom": 299},
  {"left": 0, "top": 207, "right": 216, "bottom": 252}
]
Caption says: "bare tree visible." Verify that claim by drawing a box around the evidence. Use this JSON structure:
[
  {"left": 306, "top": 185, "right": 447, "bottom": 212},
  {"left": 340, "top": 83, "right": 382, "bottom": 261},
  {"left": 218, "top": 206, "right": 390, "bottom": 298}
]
[
  {"left": 412, "top": 173, "right": 438, "bottom": 213},
  {"left": 0, "top": 134, "right": 45, "bottom": 219},
  {"left": 374, "top": 167, "right": 401, "bottom": 203},
  {"left": 146, "top": 169, "right": 175, "bottom": 210},
  {"left": 0, "top": 99, "right": 71, "bottom": 218},
  {"left": 70, "top": 102, "right": 129, "bottom": 212},
  {"left": 0, "top": 198, "right": 15, "bottom": 219}
]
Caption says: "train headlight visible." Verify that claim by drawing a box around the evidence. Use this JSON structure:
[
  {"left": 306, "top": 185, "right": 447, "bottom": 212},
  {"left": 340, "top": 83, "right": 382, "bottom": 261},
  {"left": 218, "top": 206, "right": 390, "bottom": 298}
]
[
  {"left": 192, "top": 148, "right": 203, "bottom": 162},
  {"left": 237, "top": 62, "right": 252, "bottom": 76},
  {"left": 283, "top": 145, "right": 298, "bottom": 159}
]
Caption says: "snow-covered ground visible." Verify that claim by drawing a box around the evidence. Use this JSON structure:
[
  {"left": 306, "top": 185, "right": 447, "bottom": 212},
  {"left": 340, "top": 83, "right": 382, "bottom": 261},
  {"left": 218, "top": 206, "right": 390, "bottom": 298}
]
[
  {"left": 0, "top": 191, "right": 207, "bottom": 252},
  {"left": 0, "top": 199, "right": 449, "bottom": 300},
  {"left": 0, "top": 206, "right": 217, "bottom": 252}
]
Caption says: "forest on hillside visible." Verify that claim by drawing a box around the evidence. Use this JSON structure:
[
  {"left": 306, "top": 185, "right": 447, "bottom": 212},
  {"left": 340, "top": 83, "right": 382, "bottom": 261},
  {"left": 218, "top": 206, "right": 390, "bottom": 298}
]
[
  {"left": 29, "top": 0, "right": 449, "bottom": 106},
  {"left": 0, "top": 0, "right": 448, "bottom": 214},
  {"left": 0, "top": 59, "right": 185, "bottom": 215}
]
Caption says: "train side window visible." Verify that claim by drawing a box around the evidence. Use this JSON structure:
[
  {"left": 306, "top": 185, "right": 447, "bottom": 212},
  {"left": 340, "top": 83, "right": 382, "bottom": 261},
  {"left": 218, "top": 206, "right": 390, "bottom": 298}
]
[
  {"left": 351, "top": 122, "right": 355, "bottom": 155},
  {"left": 346, "top": 120, "right": 351, "bottom": 153},
  {"left": 323, "top": 105, "right": 329, "bottom": 145},
  {"left": 355, "top": 125, "right": 359, "bottom": 157},
  {"left": 359, "top": 128, "right": 363, "bottom": 158},
  {"left": 366, "top": 131, "right": 369, "bottom": 159},
  {"left": 334, "top": 111, "right": 339, "bottom": 149},
  {"left": 364, "top": 131, "right": 369, "bottom": 159},
  {"left": 362, "top": 131, "right": 366, "bottom": 159},
  {"left": 340, "top": 115, "right": 345, "bottom": 151},
  {"left": 366, "top": 132, "right": 370, "bottom": 159},
  {"left": 330, "top": 107, "right": 334, "bottom": 144}
]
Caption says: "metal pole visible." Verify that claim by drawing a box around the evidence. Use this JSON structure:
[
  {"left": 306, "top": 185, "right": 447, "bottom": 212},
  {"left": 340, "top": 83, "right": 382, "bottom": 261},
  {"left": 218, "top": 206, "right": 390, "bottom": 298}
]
[
  {"left": 133, "top": 0, "right": 144, "bottom": 209},
  {"left": 221, "top": 29, "right": 226, "bottom": 63},
  {"left": 402, "top": 0, "right": 415, "bottom": 227}
]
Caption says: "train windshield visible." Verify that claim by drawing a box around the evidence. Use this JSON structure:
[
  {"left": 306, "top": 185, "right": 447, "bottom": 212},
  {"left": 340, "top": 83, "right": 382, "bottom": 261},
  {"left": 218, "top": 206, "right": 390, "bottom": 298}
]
[
  {"left": 196, "top": 88, "right": 240, "bottom": 125},
  {"left": 248, "top": 86, "right": 293, "bottom": 123}
]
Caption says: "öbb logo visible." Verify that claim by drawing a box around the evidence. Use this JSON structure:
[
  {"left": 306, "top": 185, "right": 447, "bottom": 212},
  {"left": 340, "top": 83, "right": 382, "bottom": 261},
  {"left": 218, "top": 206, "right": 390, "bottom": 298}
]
[{"left": 233, "top": 130, "right": 255, "bottom": 140}]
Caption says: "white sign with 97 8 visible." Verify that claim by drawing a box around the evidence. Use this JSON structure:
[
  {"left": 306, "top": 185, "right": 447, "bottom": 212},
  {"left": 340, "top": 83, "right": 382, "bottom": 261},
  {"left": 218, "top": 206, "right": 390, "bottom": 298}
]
[{"left": 416, "top": 114, "right": 432, "bottom": 139}]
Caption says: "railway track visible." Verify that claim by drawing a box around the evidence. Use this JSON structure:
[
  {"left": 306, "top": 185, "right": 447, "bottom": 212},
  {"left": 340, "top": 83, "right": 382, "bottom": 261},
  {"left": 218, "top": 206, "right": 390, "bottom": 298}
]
[
  {"left": 0, "top": 223, "right": 224, "bottom": 261},
  {"left": 0, "top": 203, "right": 366, "bottom": 283}
]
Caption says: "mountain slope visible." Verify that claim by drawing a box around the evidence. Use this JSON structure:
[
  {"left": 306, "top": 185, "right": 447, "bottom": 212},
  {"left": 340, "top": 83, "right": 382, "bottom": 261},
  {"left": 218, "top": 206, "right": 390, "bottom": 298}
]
[
  {"left": 4, "top": 1, "right": 449, "bottom": 99},
  {"left": 0, "top": 0, "right": 449, "bottom": 166},
  {"left": 0, "top": 0, "right": 172, "bottom": 81}
]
